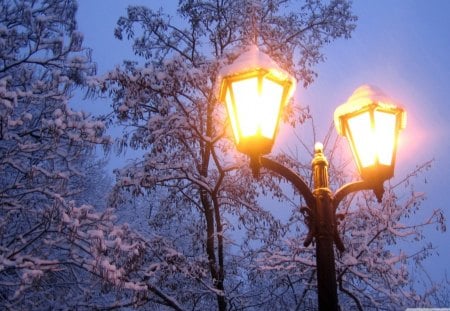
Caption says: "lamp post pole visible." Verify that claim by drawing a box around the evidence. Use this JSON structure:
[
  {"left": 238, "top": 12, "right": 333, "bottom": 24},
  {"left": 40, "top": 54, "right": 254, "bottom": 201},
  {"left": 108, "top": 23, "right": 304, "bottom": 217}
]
[
  {"left": 312, "top": 143, "right": 339, "bottom": 311},
  {"left": 234, "top": 132, "right": 404, "bottom": 311},
  {"left": 257, "top": 144, "right": 340, "bottom": 311},
  {"left": 257, "top": 143, "right": 381, "bottom": 311}
]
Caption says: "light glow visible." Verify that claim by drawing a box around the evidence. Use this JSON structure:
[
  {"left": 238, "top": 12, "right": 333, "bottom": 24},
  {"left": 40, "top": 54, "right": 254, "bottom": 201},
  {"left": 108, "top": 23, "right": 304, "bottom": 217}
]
[
  {"left": 226, "top": 77, "right": 284, "bottom": 141},
  {"left": 347, "top": 110, "right": 397, "bottom": 168},
  {"left": 347, "top": 112, "right": 374, "bottom": 167},
  {"left": 219, "top": 46, "right": 296, "bottom": 156},
  {"left": 225, "top": 88, "right": 240, "bottom": 143},
  {"left": 374, "top": 110, "right": 397, "bottom": 165},
  {"left": 334, "top": 85, "right": 406, "bottom": 182},
  {"left": 230, "top": 77, "right": 260, "bottom": 138},
  {"left": 259, "top": 78, "right": 284, "bottom": 139}
]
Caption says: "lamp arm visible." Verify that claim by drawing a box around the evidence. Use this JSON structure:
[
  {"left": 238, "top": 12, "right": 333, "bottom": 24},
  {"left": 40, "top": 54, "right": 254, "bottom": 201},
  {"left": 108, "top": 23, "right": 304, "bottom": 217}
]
[
  {"left": 260, "top": 156, "right": 316, "bottom": 210},
  {"left": 333, "top": 180, "right": 384, "bottom": 210}
]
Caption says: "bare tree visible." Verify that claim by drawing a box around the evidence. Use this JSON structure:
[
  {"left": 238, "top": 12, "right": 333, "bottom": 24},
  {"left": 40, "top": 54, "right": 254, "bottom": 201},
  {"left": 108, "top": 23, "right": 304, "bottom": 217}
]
[
  {"left": 80, "top": 0, "right": 448, "bottom": 309},
  {"left": 0, "top": 1, "right": 152, "bottom": 309},
  {"left": 94, "top": 1, "right": 357, "bottom": 310}
]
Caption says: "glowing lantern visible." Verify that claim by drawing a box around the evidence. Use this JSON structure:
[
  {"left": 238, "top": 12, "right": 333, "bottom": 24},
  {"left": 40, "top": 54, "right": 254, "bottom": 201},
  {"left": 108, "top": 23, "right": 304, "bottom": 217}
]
[
  {"left": 219, "top": 45, "right": 296, "bottom": 157},
  {"left": 334, "top": 85, "right": 406, "bottom": 183}
]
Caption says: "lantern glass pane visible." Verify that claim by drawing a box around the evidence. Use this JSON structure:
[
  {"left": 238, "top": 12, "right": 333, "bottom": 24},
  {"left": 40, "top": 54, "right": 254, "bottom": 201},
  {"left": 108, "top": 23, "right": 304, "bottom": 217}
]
[
  {"left": 374, "top": 110, "right": 396, "bottom": 165},
  {"left": 225, "top": 87, "right": 240, "bottom": 144},
  {"left": 231, "top": 77, "right": 259, "bottom": 137},
  {"left": 260, "top": 78, "right": 284, "bottom": 139},
  {"left": 347, "top": 112, "right": 375, "bottom": 168}
]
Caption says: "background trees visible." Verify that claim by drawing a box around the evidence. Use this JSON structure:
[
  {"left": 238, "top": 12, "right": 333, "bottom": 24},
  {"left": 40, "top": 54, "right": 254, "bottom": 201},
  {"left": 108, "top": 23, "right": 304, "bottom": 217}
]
[
  {"left": 97, "top": 1, "right": 446, "bottom": 309},
  {"left": 97, "top": 1, "right": 358, "bottom": 310},
  {"left": 0, "top": 0, "right": 446, "bottom": 310},
  {"left": 94, "top": 0, "right": 443, "bottom": 310},
  {"left": 0, "top": 1, "right": 144, "bottom": 309}
]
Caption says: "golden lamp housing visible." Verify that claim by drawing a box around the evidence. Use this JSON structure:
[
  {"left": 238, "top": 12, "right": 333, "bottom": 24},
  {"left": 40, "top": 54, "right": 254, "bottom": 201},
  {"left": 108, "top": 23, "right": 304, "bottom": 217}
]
[
  {"left": 334, "top": 85, "right": 407, "bottom": 183},
  {"left": 219, "top": 45, "right": 296, "bottom": 157}
]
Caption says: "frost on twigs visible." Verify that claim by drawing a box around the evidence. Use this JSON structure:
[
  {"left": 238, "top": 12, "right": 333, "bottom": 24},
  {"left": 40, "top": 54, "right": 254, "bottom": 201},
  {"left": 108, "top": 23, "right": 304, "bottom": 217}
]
[
  {"left": 98, "top": 0, "right": 360, "bottom": 310},
  {"left": 0, "top": 0, "right": 128, "bottom": 309},
  {"left": 2, "top": 0, "right": 446, "bottom": 310}
]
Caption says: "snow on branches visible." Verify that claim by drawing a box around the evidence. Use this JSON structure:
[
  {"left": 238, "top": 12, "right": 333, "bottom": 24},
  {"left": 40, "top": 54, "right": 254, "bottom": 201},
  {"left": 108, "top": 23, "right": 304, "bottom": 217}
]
[
  {"left": 0, "top": 0, "right": 139, "bottom": 309},
  {"left": 94, "top": 1, "right": 359, "bottom": 310}
]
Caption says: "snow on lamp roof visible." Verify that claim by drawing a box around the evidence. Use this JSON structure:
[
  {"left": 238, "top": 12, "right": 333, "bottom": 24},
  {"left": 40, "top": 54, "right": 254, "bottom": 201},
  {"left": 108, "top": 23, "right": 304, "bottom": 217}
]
[
  {"left": 218, "top": 45, "right": 296, "bottom": 86},
  {"left": 334, "top": 84, "right": 407, "bottom": 135}
]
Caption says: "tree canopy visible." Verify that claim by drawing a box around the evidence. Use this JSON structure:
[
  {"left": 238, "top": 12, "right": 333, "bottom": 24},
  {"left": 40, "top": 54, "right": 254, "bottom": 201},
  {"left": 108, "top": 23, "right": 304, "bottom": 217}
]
[{"left": 0, "top": 0, "right": 446, "bottom": 310}]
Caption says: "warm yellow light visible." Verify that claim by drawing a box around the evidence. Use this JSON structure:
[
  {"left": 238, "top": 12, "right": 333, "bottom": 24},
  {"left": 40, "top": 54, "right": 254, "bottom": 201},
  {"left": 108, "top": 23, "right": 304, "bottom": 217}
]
[
  {"left": 334, "top": 85, "right": 406, "bottom": 182},
  {"left": 347, "top": 112, "right": 373, "bottom": 167},
  {"left": 219, "top": 46, "right": 296, "bottom": 157},
  {"left": 260, "top": 78, "right": 285, "bottom": 138},
  {"left": 226, "top": 76, "right": 285, "bottom": 139},
  {"left": 347, "top": 109, "right": 398, "bottom": 168},
  {"left": 230, "top": 77, "right": 260, "bottom": 138},
  {"left": 374, "top": 110, "right": 397, "bottom": 165},
  {"left": 225, "top": 88, "right": 240, "bottom": 144}
]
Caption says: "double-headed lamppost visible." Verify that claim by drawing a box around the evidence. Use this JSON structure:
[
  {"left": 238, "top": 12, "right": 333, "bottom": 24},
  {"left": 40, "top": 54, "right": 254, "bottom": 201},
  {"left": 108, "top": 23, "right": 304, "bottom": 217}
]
[{"left": 218, "top": 46, "right": 406, "bottom": 311}]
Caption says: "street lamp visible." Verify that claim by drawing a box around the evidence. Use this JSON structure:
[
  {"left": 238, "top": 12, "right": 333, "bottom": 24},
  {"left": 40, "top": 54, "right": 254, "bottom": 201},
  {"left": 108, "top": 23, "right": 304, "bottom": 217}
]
[
  {"left": 334, "top": 85, "right": 407, "bottom": 198},
  {"left": 218, "top": 46, "right": 406, "bottom": 311},
  {"left": 219, "top": 45, "right": 296, "bottom": 174}
]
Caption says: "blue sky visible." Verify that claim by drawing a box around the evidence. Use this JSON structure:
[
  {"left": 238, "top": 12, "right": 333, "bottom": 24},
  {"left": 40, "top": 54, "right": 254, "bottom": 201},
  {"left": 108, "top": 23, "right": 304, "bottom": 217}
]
[{"left": 76, "top": 0, "right": 450, "bottom": 283}]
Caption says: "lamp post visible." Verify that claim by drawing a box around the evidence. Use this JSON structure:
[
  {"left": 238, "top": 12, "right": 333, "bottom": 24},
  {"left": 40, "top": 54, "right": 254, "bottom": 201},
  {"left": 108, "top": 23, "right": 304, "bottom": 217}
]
[{"left": 219, "top": 46, "right": 406, "bottom": 311}]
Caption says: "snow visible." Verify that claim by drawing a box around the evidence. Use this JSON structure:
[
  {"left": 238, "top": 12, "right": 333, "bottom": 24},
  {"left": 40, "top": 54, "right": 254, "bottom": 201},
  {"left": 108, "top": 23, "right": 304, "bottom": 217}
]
[
  {"left": 24, "top": 269, "right": 44, "bottom": 279},
  {"left": 53, "top": 108, "right": 63, "bottom": 118},
  {"left": 384, "top": 253, "right": 405, "bottom": 265},
  {"left": 87, "top": 229, "right": 104, "bottom": 239},
  {"left": 219, "top": 45, "right": 295, "bottom": 83},
  {"left": 62, "top": 211, "right": 71, "bottom": 224},
  {"left": 54, "top": 117, "right": 63, "bottom": 127},
  {"left": 334, "top": 84, "right": 407, "bottom": 135},
  {"left": 118, "top": 104, "right": 129, "bottom": 113},
  {"left": 109, "top": 227, "right": 124, "bottom": 238},
  {"left": 8, "top": 119, "right": 23, "bottom": 126},
  {"left": 156, "top": 71, "right": 167, "bottom": 80},
  {"left": 123, "top": 282, "right": 147, "bottom": 291},
  {"left": 101, "top": 259, "right": 117, "bottom": 272},
  {"left": 342, "top": 254, "right": 359, "bottom": 266},
  {"left": 0, "top": 0, "right": 443, "bottom": 309},
  {"left": 21, "top": 112, "right": 32, "bottom": 121}
]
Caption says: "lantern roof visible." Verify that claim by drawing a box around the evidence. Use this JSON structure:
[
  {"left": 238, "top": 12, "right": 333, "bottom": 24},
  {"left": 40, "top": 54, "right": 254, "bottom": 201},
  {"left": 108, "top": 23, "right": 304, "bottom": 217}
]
[
  {"left": 219, "top": 45, "right": 296, "bottom": 87},
  {"left": 334, "top": 84, "right": 406, "bottom": 135}
]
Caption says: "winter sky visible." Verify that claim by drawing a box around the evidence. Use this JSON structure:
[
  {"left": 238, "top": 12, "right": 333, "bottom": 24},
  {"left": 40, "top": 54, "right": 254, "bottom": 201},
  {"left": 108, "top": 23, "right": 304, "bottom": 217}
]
[{"left": 76, "top": 1, "right": 450, "bottom": 283}]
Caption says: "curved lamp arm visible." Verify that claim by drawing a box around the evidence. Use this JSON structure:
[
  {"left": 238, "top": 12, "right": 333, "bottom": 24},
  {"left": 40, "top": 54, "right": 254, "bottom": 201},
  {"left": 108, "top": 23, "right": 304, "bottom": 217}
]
[
  {"left": 260, "top": 156, "right": 316, "bottom": 210},
  {"left": 333, "top": 180, "right": 384, "bottom": 210}
]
